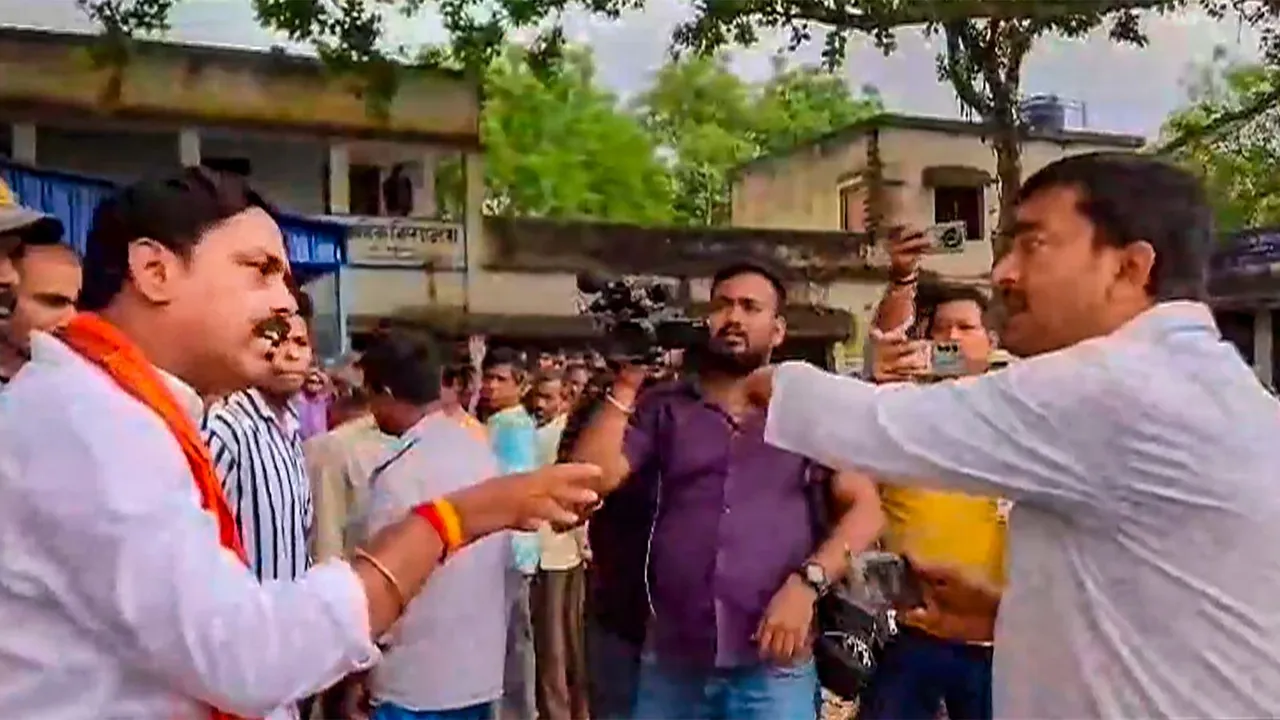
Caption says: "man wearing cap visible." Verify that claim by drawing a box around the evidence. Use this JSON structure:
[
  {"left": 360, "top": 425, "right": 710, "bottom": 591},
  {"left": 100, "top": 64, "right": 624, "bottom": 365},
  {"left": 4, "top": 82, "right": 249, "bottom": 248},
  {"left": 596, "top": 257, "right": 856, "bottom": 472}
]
[{"left": 0, "top": 177, "right": 67, "bottom": 385}]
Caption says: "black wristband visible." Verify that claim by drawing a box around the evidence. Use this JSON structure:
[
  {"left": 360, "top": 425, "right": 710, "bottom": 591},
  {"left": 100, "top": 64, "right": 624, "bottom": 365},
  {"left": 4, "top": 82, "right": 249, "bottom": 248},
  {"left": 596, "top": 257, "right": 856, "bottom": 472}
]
[{"left": 890, "top": 273, "right": 918, "bottom": 287}]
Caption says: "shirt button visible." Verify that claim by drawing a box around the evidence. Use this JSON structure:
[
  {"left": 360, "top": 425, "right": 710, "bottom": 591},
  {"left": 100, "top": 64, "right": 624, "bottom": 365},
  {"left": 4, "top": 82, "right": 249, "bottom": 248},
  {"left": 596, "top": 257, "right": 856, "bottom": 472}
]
[{"left": 723, "top": 505, "right": 731, "bottom": 515}]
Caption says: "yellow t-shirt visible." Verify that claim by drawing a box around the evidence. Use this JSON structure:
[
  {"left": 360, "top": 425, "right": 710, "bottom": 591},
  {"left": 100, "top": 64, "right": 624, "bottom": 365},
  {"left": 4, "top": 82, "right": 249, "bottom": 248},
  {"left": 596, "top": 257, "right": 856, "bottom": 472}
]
[{"left": 879, "top": 485, "right": 1008, "bottom": 588}]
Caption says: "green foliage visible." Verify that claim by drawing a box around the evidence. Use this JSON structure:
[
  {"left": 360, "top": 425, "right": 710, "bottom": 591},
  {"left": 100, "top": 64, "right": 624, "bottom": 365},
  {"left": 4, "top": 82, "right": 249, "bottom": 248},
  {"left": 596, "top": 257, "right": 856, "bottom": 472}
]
[
  {"left": 650, "top": 0, "right": 1176, "bottom": 246},
  {"left": 635, "top": 54, "right": 880, "bottom": 225},
  {"left": 436, "top": 46, "right": 674, "bottom": 224},
  {"left": 1161, "top": 56, "right": 1280, "bottom": 232}
]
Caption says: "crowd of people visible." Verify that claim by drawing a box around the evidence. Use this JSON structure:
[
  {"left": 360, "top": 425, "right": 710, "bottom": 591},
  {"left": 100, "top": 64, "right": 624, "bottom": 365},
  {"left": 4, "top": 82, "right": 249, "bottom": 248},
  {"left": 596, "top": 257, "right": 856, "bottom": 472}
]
[{"left": 0, "top": 150, "right": 1279, "bottom": 720}]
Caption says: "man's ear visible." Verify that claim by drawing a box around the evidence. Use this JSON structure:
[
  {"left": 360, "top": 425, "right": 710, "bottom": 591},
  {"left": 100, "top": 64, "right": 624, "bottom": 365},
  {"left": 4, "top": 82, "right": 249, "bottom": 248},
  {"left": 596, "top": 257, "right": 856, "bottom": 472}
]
[
  {"left": 771, "top": 313, "right": 787, "bottom": 349},
  {"left": 1118, "top": 240, "right": 1156, "bottom": 296},
  {"left": 126, "top": 238, "right": 182, "bottom": 305}
]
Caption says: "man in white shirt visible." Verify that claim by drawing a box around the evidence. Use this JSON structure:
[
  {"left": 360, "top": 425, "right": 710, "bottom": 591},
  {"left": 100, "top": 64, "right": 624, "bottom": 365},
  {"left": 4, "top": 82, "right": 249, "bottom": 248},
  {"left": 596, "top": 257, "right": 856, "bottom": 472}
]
[
  {"left": 0, "top": 167, "right": 605, "bottom": 720},
  {"left": 528, "top": 371, "right": 589, "bottom": 720},
  {"left": 359, "top": 331, "right": 509, "bottom": 720},
  {"left": 750, "top": 152, "right": 1280, "bottom": 718}
]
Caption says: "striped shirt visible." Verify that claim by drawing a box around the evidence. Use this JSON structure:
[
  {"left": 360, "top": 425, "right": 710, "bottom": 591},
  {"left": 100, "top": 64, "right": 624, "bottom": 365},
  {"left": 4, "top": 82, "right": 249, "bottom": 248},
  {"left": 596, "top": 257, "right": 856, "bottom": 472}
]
[{"left": 203, "top": 389, "right": 313, "bottom": 582}]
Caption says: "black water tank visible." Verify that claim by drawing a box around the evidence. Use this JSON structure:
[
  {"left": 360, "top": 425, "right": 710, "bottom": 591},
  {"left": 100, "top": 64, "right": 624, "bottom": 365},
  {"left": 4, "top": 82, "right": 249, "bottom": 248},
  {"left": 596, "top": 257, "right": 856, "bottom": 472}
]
[{"left": 1021, "top": 94, "right": 1066, "bottom": 133}]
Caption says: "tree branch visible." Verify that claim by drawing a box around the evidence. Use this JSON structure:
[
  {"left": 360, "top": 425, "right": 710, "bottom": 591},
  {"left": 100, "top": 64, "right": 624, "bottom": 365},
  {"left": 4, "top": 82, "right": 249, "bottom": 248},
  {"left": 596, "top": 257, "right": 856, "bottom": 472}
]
[
  {"left": 734, "top": 0, "right": 1174, "bottom": 32},
  {"left": 1158, "top": 84, "right": 1280, "bottom": 154}
]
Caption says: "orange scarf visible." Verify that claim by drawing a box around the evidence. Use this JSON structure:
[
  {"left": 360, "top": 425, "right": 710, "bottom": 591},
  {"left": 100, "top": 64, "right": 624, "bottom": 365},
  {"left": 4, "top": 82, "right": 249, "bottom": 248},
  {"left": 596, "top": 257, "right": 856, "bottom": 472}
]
[{"left": 58, "top": 313, "right": 255, "bottom": 720}]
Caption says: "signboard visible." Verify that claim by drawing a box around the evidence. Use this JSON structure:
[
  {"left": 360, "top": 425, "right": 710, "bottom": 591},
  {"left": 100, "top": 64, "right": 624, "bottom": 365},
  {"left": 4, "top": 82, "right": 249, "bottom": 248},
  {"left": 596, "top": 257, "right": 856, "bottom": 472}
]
[
  {"left": 344, "top": 217, "right": 464, "bottom": 269},
  {"left": 1214, "top": 228, "right": 1280, "bottom": 275}
]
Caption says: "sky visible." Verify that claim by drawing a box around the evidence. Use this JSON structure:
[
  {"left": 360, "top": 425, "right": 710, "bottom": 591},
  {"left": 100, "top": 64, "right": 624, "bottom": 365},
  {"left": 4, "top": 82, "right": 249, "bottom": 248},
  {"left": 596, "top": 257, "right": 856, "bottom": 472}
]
[{"left": 0, "top": 0, "right": 1263, "bottom": 139}]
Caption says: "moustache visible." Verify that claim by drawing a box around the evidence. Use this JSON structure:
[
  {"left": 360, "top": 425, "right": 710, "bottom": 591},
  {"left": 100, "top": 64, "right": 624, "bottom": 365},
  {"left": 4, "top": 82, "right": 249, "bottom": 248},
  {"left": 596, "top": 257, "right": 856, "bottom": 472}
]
[
  {"left": 253, "top": 315, "right": 291, "bottom": 348},
  {"left": 999, "top": 290, "right": 1028, "bottom": 314}
]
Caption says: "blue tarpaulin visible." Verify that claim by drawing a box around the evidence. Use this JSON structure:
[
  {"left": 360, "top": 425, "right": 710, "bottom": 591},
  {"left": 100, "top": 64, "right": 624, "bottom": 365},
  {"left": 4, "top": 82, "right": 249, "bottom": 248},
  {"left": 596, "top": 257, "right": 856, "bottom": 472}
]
[
  {"left": 0, "top": 161, "right": 113, "bottom": 255},
  {"left": 0, "top": 159, "right": 347, "bottom": 275}
]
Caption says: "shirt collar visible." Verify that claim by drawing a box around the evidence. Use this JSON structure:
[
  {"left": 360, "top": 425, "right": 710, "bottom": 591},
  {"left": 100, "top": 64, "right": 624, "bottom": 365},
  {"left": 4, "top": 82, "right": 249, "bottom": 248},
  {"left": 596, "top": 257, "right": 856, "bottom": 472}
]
[
  {"left": 158, "top": 369, "right": 204, "bottom": 422},
  {"left": 490, "top": 405, "right": 530, "bottom": 422},
  {"left": 30, "top": 332, "right": 205, "bottom": 420},
  {"left": 1111, "top": 301, "right": 1219, "bottom": 344},
  {"left": 240, "top": 387, "right": 300, "bottom": 435}
]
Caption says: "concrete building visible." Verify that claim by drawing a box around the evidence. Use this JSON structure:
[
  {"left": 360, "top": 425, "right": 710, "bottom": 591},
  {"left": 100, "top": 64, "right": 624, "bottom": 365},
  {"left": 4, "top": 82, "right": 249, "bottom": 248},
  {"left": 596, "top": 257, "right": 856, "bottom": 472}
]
[
  {"left": 0, "top": 26, "right": 484, "bottom": 356},
  {"left": 729, "top": 113, "right": 1146, "bottom": 370},
  {"left": 1208, "top": 229, "right": 1280, "bottom": 386},
  {"left": 356, "top": 216, "right": 864, "bottom": 364}
]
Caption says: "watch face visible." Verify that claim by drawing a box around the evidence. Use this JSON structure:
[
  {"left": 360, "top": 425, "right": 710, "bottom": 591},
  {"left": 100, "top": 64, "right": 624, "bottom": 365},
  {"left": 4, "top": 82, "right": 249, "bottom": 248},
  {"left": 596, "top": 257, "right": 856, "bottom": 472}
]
[{"left": 803, "top": 563, "right": 827, "bottom": 586}]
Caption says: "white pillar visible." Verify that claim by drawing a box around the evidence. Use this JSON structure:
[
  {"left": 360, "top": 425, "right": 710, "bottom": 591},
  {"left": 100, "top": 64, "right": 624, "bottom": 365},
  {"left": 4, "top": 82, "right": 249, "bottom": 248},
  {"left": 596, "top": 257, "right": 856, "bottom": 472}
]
[
  {"left": 178, "top": 128, "right": 201, "bottom": 167},
  {"left": 1255, "top": 309, "right": 1273, "bottom": 384},
  {"left": 327, "top": 144, "right": 350, "bottom": 214},
  {"left": 327, "top": 144, "right": 352, "bottom": 352},
  {"left": 11, "top": 123, "right": 36, "bottom": 164},
  {"left": 412, "top": 150, "right": 438, "bottom": 218},
  {"left": 462, "top": 150, "right": 484, "bottom": 314}
]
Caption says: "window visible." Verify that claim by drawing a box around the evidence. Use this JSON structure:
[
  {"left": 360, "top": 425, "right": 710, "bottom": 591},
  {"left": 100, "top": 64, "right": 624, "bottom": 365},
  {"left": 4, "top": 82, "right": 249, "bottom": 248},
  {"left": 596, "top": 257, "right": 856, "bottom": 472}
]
[
  {"left": 349, "top": 163, "right": 382, "bottom": 216},
  {"left": 933, "top": 185, "right": 983, "bottom": 242},
  {"left": 839, "top": 184, "right": 865, "bottom": 232}
]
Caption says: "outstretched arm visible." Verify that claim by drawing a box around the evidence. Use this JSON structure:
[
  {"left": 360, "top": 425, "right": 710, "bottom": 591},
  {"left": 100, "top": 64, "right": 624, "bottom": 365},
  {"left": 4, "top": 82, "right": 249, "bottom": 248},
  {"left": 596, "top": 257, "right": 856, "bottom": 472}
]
[{"left": 763, "top": 352, "right": 1118, "bottom": 513}]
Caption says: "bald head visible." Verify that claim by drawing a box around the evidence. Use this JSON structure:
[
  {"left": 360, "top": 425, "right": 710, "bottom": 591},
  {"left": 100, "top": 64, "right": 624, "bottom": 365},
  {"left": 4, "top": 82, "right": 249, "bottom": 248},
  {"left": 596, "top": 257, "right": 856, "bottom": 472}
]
[{"left": 8, "top": 241, "right": 82, "bottom": 345}]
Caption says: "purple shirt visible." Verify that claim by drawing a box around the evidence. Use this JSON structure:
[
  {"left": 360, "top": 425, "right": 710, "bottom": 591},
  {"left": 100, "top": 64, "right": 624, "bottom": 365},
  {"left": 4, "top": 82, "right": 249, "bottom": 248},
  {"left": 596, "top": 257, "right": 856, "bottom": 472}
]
[
  {"left": 293, "top": 393, "right": 330, "bottom": 441},
  {"left": 623, "top": 380, "right": 817, "bottom": 668}
]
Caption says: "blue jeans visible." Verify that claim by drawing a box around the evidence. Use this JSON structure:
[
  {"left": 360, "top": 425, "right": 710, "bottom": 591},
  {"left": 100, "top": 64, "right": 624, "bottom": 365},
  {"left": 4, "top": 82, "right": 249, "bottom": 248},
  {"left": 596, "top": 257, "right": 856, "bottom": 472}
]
[
  {"left": 585, "top": 619, "right": 642, "bottom": 719},
  {"left": 371, "top": 701, "right": 494, "bottom": 720},
  {"left": 859, "top": 627, "right": 993, "bottom": 720},
  {"left": 633, "top": 654, "right": 819, "bottom": 720}
]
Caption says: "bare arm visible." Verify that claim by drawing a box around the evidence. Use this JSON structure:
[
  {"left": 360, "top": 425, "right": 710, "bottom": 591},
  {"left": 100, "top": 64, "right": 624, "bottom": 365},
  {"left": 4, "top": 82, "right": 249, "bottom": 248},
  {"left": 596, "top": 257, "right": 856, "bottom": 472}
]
[
  {"left": 809, "top": 470, "right": 885, "bottom": 583},
  {"left": 873, "top": 281, "right": 917, "bottom": 335},
  {"left": 355, "top": 466, "right": 595, "bottom": 636},
  {"left": 872, "top": 229, "right": 932, "bottom": 336},
  {"left": 569, "top": 370, "right": 649, "bottom": 493}
]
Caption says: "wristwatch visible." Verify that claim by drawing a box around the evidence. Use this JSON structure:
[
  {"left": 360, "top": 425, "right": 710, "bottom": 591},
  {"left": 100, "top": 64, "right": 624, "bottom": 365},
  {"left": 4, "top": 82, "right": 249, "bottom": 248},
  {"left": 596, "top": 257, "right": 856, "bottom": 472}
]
[{"left": 795, "top": 561, "right": 831, "bottom": 597}]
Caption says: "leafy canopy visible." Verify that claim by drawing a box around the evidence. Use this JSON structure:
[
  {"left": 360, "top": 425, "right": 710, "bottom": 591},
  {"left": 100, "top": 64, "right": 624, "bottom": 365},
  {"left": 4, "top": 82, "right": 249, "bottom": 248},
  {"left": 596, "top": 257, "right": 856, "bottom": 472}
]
[
  {"left": 636, "top": 54, "right": 880, "bottom": 225},
  {"left": 447, "top": 45, "right": 674, "bottom": 224},
  {"left": 1161, "top": 53, "right": 1280, "bottom": 232}
]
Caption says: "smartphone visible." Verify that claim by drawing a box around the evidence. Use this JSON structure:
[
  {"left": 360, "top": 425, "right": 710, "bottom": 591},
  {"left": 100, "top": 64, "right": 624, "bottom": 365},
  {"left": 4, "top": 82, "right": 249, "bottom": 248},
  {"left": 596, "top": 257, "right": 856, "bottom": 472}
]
[
  {"left": 925, "top": 220, "right": 968, "bottom": 254},
  {"left": 856, "top": 551, "right": 926, "bottom": 610},
  {"left": 928, "top": 341, "right": 965, "bottom": 378}
]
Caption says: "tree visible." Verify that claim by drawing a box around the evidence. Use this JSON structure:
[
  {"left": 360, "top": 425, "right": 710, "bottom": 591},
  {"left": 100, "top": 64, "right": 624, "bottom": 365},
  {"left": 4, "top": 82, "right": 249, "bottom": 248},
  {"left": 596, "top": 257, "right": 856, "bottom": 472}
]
[
  {"left": 666, "top": 1, "right": 1180, "bottom": 251},
  {"left": 1161, "top": 54, "right": 1280, "bottom": 231},
  {"left": 636, "top": 55, "right": 880, "bottom": 226},
  {"left": 438, "top": 45, "right": 673, "bottom": 223},
  {"left": 79, "top": 0, "right": 1184, "bottom": 244},
  {"left": 1158, "top": 1, "right": 1280, "bottom": 155}
]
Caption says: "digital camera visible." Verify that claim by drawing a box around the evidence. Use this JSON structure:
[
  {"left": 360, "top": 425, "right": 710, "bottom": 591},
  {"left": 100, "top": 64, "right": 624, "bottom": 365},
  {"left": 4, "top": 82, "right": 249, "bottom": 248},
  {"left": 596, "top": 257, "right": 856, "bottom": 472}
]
[
  {"left": 926, "top": 220, "right": 968, "bottom": 254},
  {"left": 575, "top": 272, "right": 706, "bottom": 364}
]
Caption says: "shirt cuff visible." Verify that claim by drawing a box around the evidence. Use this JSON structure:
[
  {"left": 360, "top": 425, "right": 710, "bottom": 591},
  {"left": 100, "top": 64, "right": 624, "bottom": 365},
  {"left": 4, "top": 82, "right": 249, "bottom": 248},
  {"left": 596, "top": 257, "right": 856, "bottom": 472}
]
[
  {"left": 868, "top": 315, "right": 915, "bottom": 342},
  {"left": 313, "top": 560, "right": 381, "bottom": 673}
]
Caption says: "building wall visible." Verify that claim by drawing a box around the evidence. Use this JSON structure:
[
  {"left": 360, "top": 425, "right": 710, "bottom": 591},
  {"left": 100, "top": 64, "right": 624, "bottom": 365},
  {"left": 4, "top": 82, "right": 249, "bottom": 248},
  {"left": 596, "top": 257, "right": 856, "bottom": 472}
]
[
  {"left": 37, "top": 125, "right": 180, "bottom": 186},
  {"left": 202, "top": 130, "right": 329, "bottom": 214},
  {"left": 732, "top": 135, "right": 868, "bottom": 233},
  {"left": 0, "top": 28, "right": 479, "bottom": 141},
  {"left": 730, "top": 125, "right": 1144, "bottom": 352},
  {"left": 732, "top": 126, "right": 1136, "bottom": 279}
]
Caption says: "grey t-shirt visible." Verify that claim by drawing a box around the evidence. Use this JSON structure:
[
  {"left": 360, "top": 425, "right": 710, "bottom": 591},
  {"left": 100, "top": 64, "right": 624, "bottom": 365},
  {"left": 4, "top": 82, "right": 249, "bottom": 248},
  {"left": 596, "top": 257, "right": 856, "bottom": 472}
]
[{"left": 362, "top": 413, "right": 507, "bottom": 711}]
